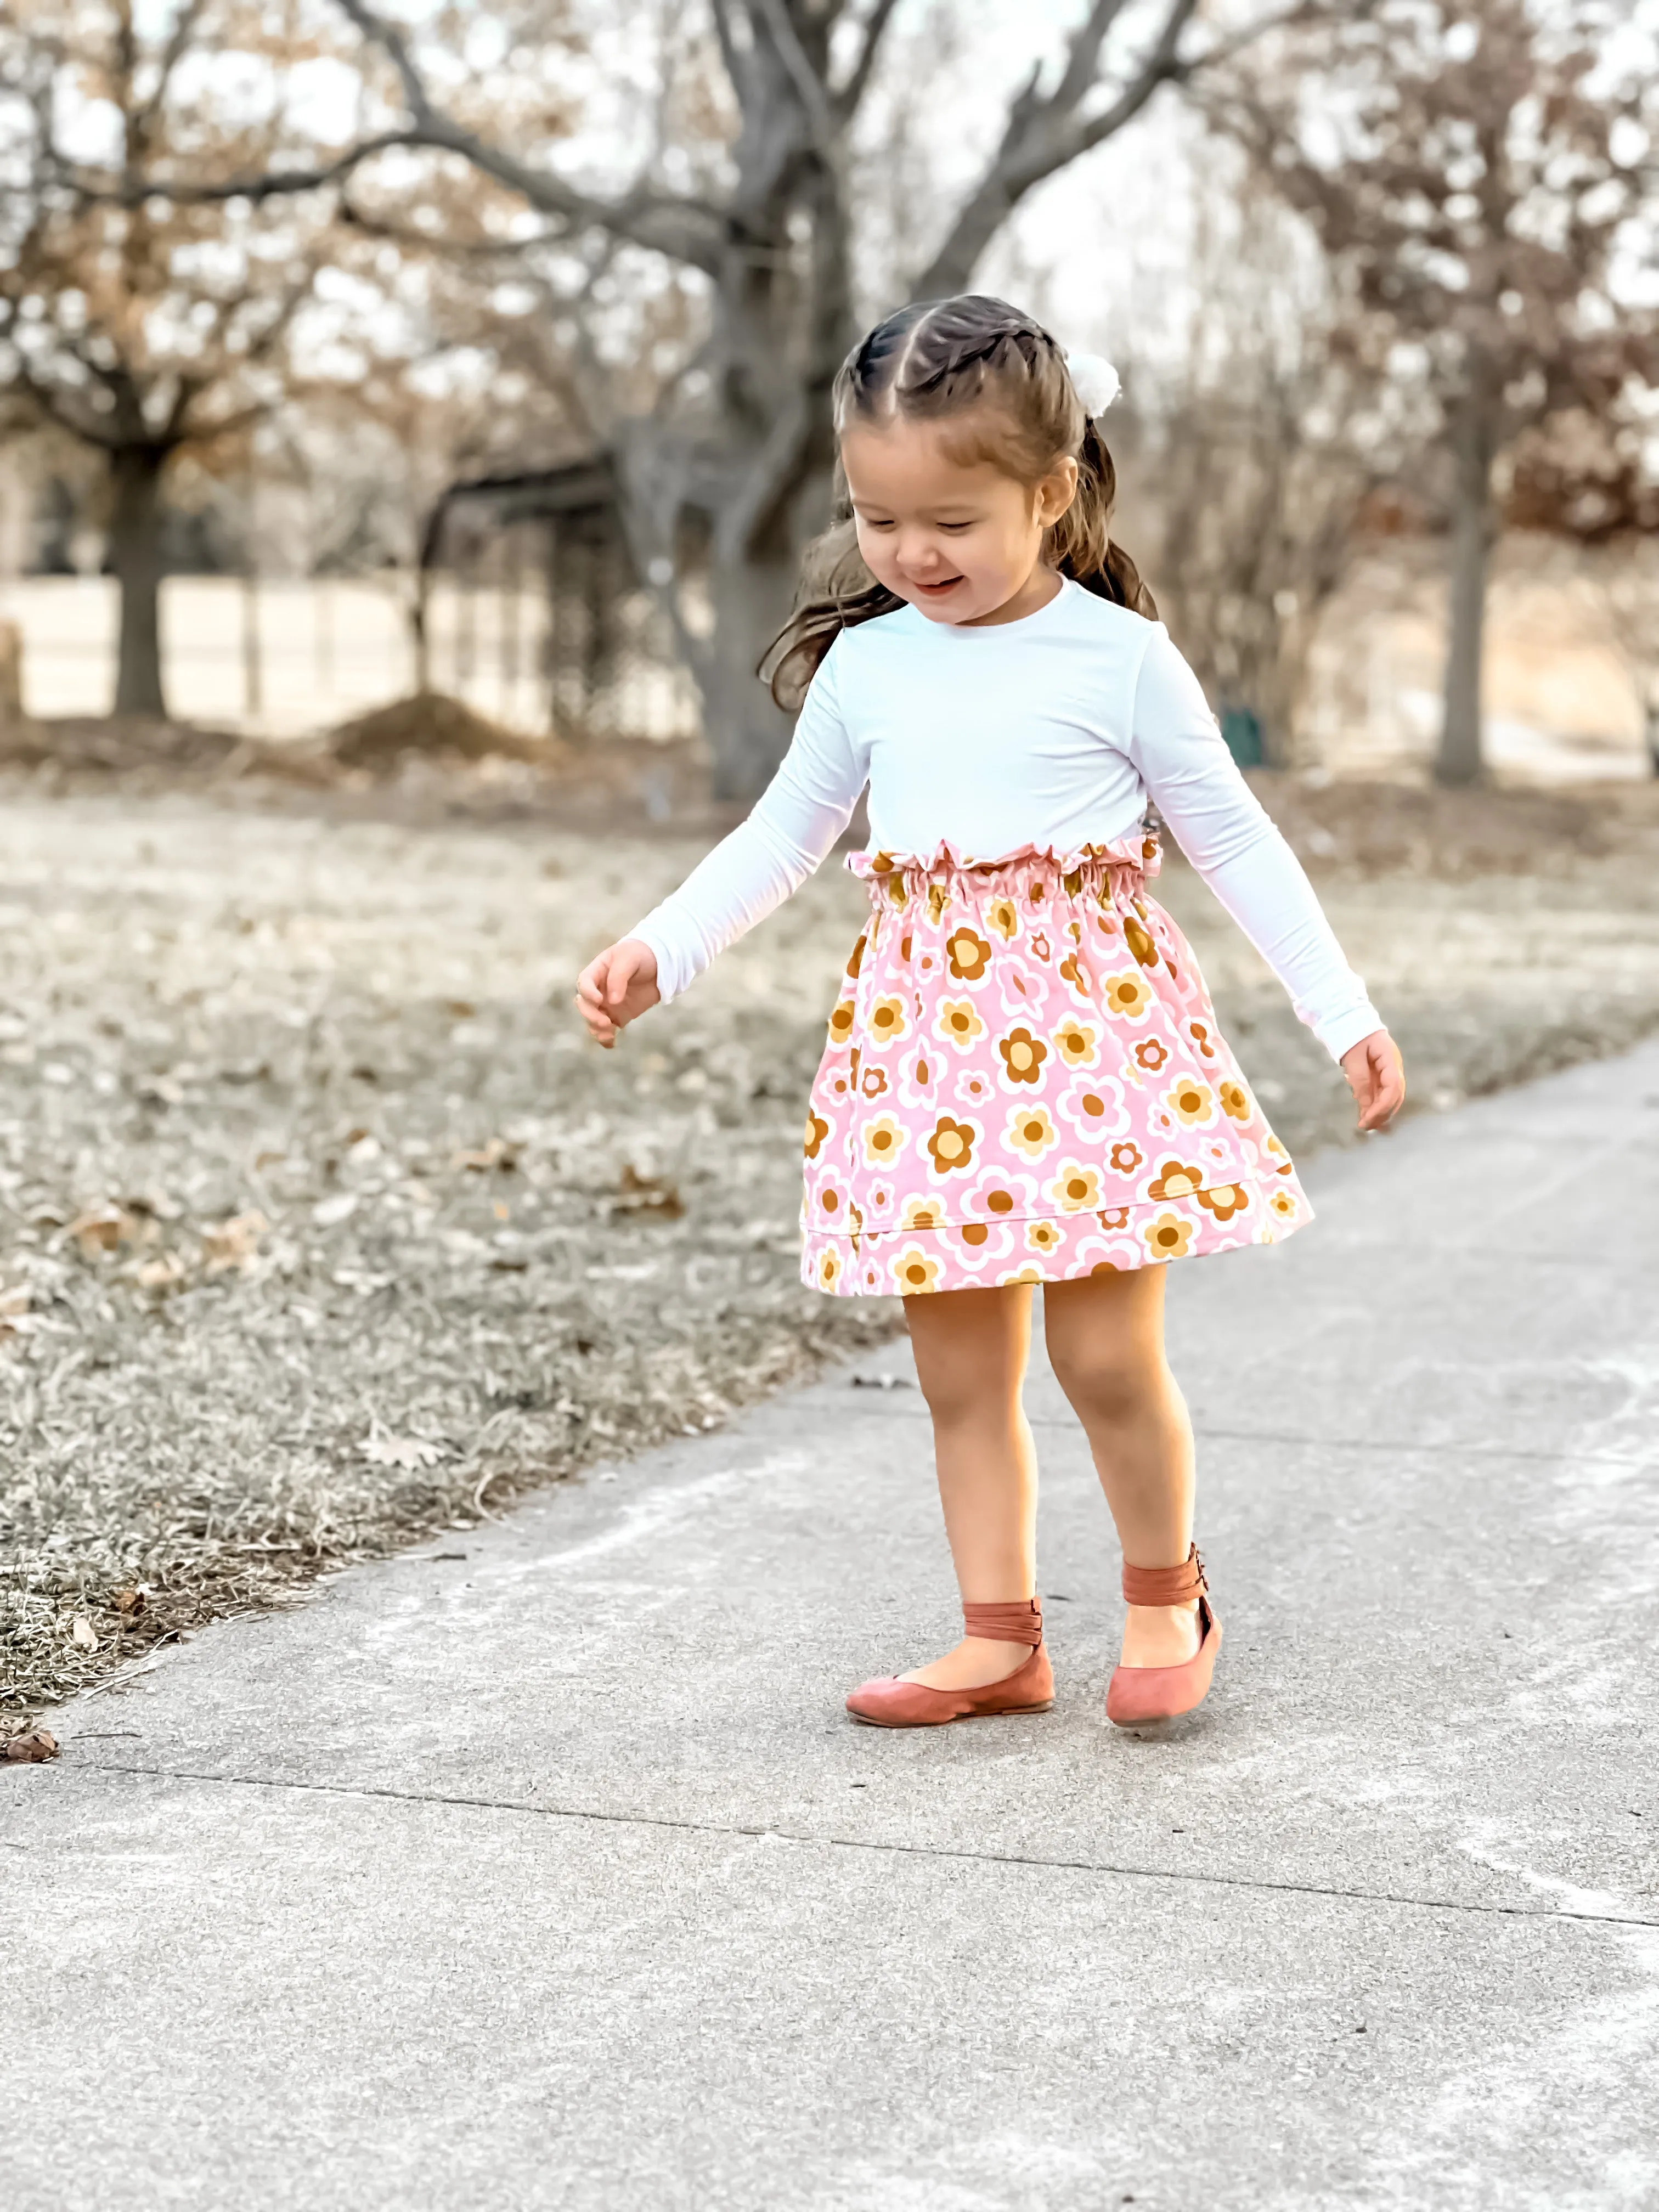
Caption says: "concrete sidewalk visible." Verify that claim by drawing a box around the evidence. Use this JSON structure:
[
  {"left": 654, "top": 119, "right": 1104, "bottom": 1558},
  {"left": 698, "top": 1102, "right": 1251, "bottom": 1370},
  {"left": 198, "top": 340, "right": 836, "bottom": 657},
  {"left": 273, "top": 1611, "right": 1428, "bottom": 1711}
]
[{"left": 4, "top": 1043, "right": 1658, "bottom": 2211}]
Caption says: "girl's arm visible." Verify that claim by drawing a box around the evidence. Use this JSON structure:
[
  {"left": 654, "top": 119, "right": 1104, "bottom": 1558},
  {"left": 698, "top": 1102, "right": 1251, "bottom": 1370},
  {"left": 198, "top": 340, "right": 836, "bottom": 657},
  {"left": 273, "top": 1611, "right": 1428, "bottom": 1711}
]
[
  {"left": 1126, "top": 628, "right": 1403, "bottom": 1130},
  {"left": 575, "top": 645, "right": 864, "bottom": 1046}
]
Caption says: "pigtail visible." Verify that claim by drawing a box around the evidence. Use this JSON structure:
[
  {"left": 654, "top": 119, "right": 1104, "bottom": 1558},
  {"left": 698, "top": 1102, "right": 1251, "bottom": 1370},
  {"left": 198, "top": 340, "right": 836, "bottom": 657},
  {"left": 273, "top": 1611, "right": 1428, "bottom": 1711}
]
[
  {"left": 1051, "top": 419, "right": 1157, "bottom": 620},
  {"left": 761, "top": 513, "right": 904, "bottom": 712}
]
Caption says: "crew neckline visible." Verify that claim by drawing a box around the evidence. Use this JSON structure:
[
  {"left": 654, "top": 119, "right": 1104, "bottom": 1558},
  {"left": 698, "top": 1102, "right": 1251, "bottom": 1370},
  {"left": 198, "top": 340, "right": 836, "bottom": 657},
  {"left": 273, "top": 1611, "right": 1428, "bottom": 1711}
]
[{"left": 901, "top": 573, "right": 1075, "bottom": 637}]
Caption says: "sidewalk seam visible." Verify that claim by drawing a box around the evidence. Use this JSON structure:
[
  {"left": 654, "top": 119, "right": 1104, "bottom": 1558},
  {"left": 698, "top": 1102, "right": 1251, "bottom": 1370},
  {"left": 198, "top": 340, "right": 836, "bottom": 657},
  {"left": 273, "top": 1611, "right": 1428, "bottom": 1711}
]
[{"left": 74, "top": 1757, "right": 1657, "bottom": 1935}]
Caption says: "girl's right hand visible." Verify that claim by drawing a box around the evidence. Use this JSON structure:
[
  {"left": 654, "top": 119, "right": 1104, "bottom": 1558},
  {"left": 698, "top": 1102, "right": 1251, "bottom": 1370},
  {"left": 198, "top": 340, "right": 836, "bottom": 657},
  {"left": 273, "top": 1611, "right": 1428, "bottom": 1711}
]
[{"left": 575, "top": 938, "right": 661, "bottom": 1047}]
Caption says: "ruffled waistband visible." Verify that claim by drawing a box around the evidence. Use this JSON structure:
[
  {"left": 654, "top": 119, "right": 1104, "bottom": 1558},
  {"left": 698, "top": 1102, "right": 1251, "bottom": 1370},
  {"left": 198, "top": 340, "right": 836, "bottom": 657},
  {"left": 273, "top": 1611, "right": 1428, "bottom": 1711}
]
[{"left": 847, "top": 830, "right": 1160, "bottom": 893}]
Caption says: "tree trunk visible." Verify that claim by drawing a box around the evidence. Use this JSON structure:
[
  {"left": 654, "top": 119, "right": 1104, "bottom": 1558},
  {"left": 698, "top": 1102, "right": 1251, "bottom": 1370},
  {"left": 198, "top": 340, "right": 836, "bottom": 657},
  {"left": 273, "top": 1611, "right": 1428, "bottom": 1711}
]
[
  {"left": 693, "top": 551, "right": 802, "bottom": 801},
  {"left": 1437, "top": 374, "right": 1498, "bottom": 787},
  {"left": 107, "top": 443, "right": 172, "bottom": 719}
]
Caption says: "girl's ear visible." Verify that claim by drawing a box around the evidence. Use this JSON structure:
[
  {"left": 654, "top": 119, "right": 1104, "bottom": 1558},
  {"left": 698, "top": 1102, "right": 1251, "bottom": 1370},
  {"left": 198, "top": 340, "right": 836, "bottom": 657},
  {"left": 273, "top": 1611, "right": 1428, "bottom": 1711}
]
[{"left": 1037, "top": 454, "right": 1080, "bottom": 527}]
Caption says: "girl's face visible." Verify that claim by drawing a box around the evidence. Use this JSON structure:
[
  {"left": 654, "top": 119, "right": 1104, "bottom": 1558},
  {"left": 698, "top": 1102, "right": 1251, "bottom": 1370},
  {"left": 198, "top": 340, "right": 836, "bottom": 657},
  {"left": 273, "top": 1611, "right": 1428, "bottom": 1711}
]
[{"left": 840, "top": 415, "right": 1078, "bottom": 627}]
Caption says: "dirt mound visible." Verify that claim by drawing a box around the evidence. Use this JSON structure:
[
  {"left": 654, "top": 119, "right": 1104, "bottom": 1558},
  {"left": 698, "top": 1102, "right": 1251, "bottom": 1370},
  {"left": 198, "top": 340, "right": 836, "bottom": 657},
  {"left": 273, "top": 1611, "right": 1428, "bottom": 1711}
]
[
  {"left": 0, "top": 714, "right": 246, "bottom": 775},
  {"left": 327, "top": 690, "right": 567, "bottom": 770}
]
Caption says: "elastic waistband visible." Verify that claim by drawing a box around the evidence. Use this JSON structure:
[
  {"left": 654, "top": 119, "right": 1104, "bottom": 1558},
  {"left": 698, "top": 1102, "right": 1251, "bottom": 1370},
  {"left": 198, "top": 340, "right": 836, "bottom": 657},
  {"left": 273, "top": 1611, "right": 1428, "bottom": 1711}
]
[{"left": 848, "top": 832, "right": 1160, "bottom": 898}]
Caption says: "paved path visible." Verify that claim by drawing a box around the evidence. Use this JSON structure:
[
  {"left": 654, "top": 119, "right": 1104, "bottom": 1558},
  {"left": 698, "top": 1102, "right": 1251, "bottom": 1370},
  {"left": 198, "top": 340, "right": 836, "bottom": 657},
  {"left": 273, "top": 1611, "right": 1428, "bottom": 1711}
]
[{"left": 5, "top": 1043, "right": 1658, "bottom": 2211}]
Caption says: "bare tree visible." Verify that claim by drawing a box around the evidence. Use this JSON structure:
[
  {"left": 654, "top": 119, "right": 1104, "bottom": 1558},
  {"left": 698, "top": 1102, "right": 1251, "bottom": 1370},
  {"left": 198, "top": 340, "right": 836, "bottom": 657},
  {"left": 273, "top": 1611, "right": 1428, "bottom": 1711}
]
[
  {"left": 0, "top": 2, "right": 370, "bottom": 715},
  {"left": 1124, "top": 165, "right": 1424, "bottom": 764},
  {"left": 115, "top": 0, "right": 1308, "bottom": 795},
  {"left": 1229, "top": 0, "right": 1659, "bottom": 784}
]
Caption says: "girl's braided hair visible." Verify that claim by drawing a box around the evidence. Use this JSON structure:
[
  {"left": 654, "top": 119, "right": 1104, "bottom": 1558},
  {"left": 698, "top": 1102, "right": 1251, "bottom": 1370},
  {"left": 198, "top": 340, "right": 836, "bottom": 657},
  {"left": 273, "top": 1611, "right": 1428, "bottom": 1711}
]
[{"left": 764, "top": 294, "right": 1155, "bottom": 709}]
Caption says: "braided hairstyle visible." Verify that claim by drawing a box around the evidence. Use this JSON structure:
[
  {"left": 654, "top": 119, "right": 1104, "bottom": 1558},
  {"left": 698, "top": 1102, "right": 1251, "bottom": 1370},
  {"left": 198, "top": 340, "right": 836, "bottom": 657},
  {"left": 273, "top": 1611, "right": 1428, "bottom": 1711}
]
[{"left": 765, "top": 294, "right": 1155, "bottom": 709}]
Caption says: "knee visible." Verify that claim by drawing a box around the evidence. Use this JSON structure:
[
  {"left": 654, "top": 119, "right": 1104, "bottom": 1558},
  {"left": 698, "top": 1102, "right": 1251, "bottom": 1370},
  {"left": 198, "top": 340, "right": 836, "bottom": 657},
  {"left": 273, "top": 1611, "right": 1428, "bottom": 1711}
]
[{"left": 1047, "top": 1336, "right": 1159, "bottom": 1430}]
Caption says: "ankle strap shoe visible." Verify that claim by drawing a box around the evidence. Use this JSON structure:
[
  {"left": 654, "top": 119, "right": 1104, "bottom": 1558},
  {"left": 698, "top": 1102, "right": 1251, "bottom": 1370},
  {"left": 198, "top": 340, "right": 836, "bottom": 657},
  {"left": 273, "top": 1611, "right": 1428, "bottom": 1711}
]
[
  {"left": 1106, "top": 1543, "right": 1222, "bottom": 1729},
  {"left": 845, "top": 1597, "right": 1054, "bottom": 1728}
]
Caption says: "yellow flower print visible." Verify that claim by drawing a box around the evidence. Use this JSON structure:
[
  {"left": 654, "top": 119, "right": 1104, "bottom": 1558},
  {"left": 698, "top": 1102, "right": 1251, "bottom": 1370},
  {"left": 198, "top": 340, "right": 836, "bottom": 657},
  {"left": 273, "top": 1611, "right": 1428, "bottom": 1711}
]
[
  {"left": 1266, "top": 1134, "right": 1294, "bottom": 1174},
  {"left": 861, "top": 1113, "right": 909, "bottom": 1169},
  {"left": 892, "top": 1244, "right": 943, "bottom": 1295},
  {"left": 816, "top": 1248, "right": 842, "bottom": 1291},
  {"left": 827, "top": 1000, "right": 856, "bottom": 1045},
  {"left": 997, "top": 1025, "right": 1048, "bottom": 1085},
  {"left": 1165, "top": 1076, "right": 1216, "bottom": 1128},
  {"left": 1219, "top": 1079, "right": 1251, "bottom": 1122},
  {"left": 1269, "top": 1188, "right": 1299, "bottom": 1222},
  {"left": 927, "top": 882, "right": 949, "bottom": 925},
  {"left": 901, "top": 1195, "right": 945, "bottom": 1231},
  {"left": 1058, "top": 952, "right": 1090, "bottom": 992},
  {"left": 1026, "top": 1218, "right": 1065, "bottom": 1255},
  {"left": 868, "top": 995, "right": 909, "bottom": 1047},
  {"left": 1143, "top": 1211, "right": 1194, "bottom": 1260},
  {"left": 1048, "top": 1161, "right": 1103, "bottom": 1212},
  {"left": 1054, "top": 1018, "right": 1098, "bottom": 1069},
  {"left": 1104, "top": 973, "right": 1153, "bottom": 1019},
  {"left": 1124, "top": 915, "right": 1159, "bottom": 969},
  {"left": 935, "top": 998, "right": 986, "bottom": 1052},
  {"left": 925, "top": 1114, "right": 978, "bottom": 1175},
  {"left": 987, "top": 897, "right": 1020, "bottom": 942},
  {"left": 998, "top": 1264, "right": 1046, "bottom": 1286},
  {"left": 1006, "top": 1104, "right": 1059, "bottom": 1160},
  {"left": 804, "top": 1110, "right": 830, "bottom": 1162}
]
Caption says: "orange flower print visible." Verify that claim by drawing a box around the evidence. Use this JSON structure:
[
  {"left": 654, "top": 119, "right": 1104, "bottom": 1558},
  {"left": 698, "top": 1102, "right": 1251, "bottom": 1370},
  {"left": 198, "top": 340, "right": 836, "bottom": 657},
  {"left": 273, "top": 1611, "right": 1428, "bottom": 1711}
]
[
  {"left": 1026, "top": 1219, "right": 1064, "bottom": 1255},
  {"left": 926, "top": 882, "right": 949, "bottom": 925},
  {"left": 984, "top": 1186, "right": 1018, "bottom": 1215},
  {"left": 1031, "top": 931, "right": 1051, "bottom": 961},
  {"left": 804, "top": 1110, "right": 830, "bottom": 1161},
  {"left": 1219, "top": 1080, "right": 1251, "bottom": 1121},
  {"left": 827, "top": 1000, "right": 856, "bottom": 1045},
  {"left": 1166, "top": 1076, "right": 1216, "bottom": 1128},
  {"left": 935, "top": 998, "right": 986, "bottom": 1052},
  {"left": 987, "top": 896, "right": 1020, "bottom": 943},
  {"left": 997, "top": 1026, "right": 1048, "bottom": 1085},
  {"left": 1096, "top": 1206, "right": 1131, "bottom": 1231},
  {"left": 1189, "top": 1020, "right": 1216, "bottom": 1060},
  {"left": 1006, "top": 1104, "right": 1059, "bottom": 1161},
  {"left": 1058, "top": 952, "right": 1090, "bottom": 992},
  {"left": 960, "top": 1222, "right": 990, "bottom": 1247},
  {"left": 1266, "top": 1135, "right": 1294, "bottom": 1174},
  {"left": 1109, "top": 1141, "right": 1144, "bottom": 1176},
  {"left": 816, "top": 1248, "right": 842, "bottom": 1291},
  {"left": 901, "top": 1195, "right": 945, "bottom": 1231},
  {"left": 1124, "top": 915, "right": 1159, "bottom": 969},
  {"left": 1197, "top": 1182, "right": 1250, "bottom": 1223},
  {"left": 1143, "top": 1211, "right": 1194, "bottom": 1260},
  {"left": 884, "top": 875, "right": 908, "bottom": 908},
  {"left": 1048, "top": 1161, "right": 1104, "bottom": 1212},
  {"left": 845, "top": 933, "right": 867, "bottom": 980},
  {"left": 1134, "top": 1037, "right": 1169, "bottom": 1073},
  {"left": 1147, "top": 1157, "right": 1206, "bottom": 1201},
  {"left": 998, "top": 1264, "right": 1046, "bottom": 1286},
  {"left": 1054, "top": 1018, "right": 1098, "bottom": 1069},
  {"left": 1062, "top": 867, "right": 1084, "bottom": 896},
  {"left": 1104, "top": 973, "right": 1152, "bottom": 1019},
  {"left": 861, "top": 1113, "right": 909, "bottom": 1169},
  {"left": 861, "top": 1066, "right": 889, "bottom": 1098},
  {"left": 946, "top": 927, "right": 992, "bottom": 981},
  {"left": 868, "top": 995, "right": 909, "bottom": 1047},
  {"left": 1269, "top": 1188, "right": 1299, "bottom": 1222},
  {"left": 926, "top": 1114, "right": 978, "bottom": 1175},
  {"left": 892, "top": 1245, "right": 943, "bottom": 1295}
]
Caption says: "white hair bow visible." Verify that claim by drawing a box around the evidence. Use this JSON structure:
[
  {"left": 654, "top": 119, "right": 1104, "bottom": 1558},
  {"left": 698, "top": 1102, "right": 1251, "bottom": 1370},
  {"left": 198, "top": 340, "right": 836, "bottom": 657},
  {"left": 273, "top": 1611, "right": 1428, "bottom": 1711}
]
[{"left": 1064, "top": 351, "right": 1121, "bottom": 419}]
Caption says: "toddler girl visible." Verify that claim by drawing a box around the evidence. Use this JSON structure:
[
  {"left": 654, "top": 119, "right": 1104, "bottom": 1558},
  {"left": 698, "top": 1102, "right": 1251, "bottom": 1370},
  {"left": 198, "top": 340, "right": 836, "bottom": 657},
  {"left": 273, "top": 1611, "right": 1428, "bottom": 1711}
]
[{"left": 577, "top": 295, "right": 1403, "bottom": 1730}]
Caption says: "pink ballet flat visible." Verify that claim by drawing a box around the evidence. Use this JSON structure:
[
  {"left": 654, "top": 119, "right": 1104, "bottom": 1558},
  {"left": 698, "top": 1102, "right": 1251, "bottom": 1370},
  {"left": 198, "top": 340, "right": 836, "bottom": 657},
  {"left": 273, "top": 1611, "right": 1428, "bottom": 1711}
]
[
  {"left": 1105, "top": 1544, "right": 1221, "bottom": 1728},
  {"left": 846, "top": 1598, "right": 1054, "bottom": 1728}
]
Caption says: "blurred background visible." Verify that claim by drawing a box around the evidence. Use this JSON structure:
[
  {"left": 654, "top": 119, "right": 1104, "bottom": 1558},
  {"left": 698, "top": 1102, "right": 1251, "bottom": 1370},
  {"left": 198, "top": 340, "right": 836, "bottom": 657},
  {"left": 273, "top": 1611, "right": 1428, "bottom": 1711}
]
[{"left": 5, "top": 0, "right": 1659, "bottom": 1711}]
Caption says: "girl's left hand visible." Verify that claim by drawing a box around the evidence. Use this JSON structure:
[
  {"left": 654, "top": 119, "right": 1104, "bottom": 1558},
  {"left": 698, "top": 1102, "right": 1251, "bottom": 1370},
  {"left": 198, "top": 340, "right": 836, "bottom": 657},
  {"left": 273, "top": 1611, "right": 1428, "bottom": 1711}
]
[{"left": 1341, "top": 1029, "right": 1405, "bottom": 1132}]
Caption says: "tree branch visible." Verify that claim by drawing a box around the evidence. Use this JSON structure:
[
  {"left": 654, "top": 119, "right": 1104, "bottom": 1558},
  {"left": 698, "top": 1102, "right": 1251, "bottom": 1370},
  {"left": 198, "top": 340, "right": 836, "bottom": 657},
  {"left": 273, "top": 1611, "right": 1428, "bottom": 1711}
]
[{"left": 834, "top": 0, "right": 904, "bottom": 121}]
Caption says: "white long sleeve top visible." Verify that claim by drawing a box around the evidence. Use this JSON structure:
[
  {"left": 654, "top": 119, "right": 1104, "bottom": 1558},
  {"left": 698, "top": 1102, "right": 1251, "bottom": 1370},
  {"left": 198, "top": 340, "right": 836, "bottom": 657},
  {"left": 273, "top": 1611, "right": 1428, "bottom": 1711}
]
[{"left": 632, "top": 578, "right": 1383, "bottom": 1063}]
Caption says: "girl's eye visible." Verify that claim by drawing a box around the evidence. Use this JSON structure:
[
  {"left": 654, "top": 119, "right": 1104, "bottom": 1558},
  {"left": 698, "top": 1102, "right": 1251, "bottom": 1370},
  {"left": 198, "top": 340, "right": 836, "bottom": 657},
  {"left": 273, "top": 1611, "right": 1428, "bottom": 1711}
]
[{"left": 938, "top": 522, "right": 973, "bottom": 534}]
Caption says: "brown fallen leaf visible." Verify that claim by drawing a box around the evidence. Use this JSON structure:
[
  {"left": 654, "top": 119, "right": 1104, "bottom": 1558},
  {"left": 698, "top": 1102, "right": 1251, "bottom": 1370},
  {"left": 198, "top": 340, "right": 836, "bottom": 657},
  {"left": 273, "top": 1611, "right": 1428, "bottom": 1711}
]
[
  {"left": 201, "top": 1210, "right": 269, "bottom": 1274},
  {"left": 2, "top": 1729, "right": 59, "bottom": 1763},
  {"left": 454, "top": 1137, "right": 518, "bottom": 1173},
  {"left": 111, "top": 1586, "right": 145, "bottom": 1616},
  {"left": 613, "top": 1164, "right": 684, "bottom": 1220},
  {"left": 68, "top": 1204, "right": 137, "bottom": 1256}
]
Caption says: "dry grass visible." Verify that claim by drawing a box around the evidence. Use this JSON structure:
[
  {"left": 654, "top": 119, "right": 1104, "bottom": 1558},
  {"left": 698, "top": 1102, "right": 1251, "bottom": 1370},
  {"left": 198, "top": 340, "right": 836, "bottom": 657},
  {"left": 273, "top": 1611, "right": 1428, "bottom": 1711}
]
[{"left": 4, "top": 765, "right": 1659, "bottom": 1718}]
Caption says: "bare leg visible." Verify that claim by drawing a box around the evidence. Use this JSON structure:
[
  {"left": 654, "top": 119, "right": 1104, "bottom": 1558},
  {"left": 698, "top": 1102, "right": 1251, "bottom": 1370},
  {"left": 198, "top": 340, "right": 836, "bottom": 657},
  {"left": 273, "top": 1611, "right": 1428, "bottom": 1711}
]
[
  {"left": 1043, "top": 1268, "right": 1201, "bottom": 1669},
  {"left": 901, "top": 1283, "right": 1040, "bottom": 1690}
]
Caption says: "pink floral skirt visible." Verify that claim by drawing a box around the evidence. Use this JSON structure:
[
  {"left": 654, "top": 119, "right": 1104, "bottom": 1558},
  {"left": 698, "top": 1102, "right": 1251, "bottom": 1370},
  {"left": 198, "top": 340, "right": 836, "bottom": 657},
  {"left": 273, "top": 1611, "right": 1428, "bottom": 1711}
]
[{"left": 800, "top": 832, "right": 1312, "bottom": 1298}]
